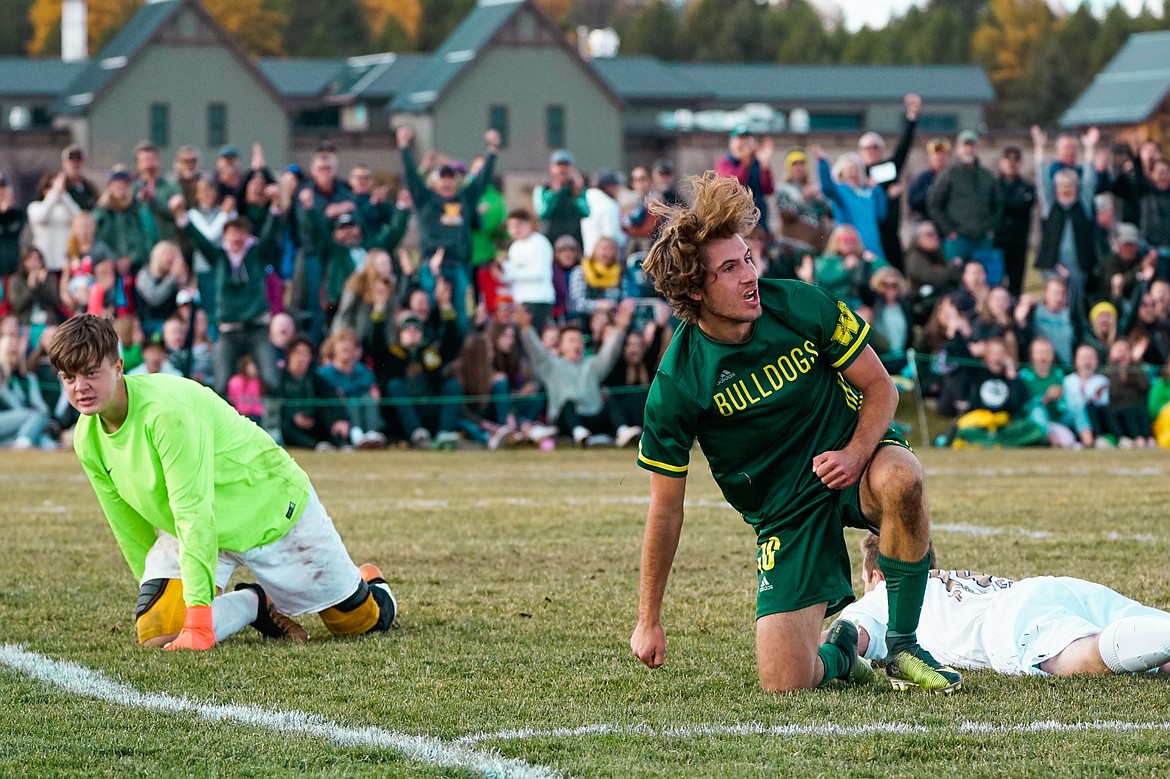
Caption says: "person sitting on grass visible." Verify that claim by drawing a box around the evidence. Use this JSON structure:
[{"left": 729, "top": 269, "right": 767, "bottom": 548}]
[
  {"left": 316, "top": 328, "right": 386, "bottom": 449},
  {"left": 518, "top": 298, "right": 635, "bottom": 447},
  {"left": 276, "top": 335, "right": 352, "bottom": 451},
  {"left": 0, "top": 331, "right": 55, "bottom": 450},
  {"left": 48, "top": 314, "right": 397, "bottom": 650},
  {"left": 838, "top": 534, "right": 1170, "bottom": 678},
  {"left": 383, "top": 298, "right": 465, "bottom": 450}
]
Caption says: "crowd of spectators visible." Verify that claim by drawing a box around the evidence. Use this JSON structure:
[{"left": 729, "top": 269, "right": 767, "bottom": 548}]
[{"left": 2, "top": 103, "right": 1169, "bottom": 453}]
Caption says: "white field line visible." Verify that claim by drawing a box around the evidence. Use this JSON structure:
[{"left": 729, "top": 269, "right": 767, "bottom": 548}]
[
  {"left": 5, "top": 645, "right": 1170, "bottom": 764},
  {"left": 0, "top": 645, "right": 560, "bottom": 779},
  {"left": 454, "top": 718, "right": 1170, "bottom": 747}
]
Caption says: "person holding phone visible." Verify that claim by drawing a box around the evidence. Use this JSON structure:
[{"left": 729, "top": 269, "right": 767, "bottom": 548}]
[{"left": 857, "top": 93, "right": 921, "bottom": 271}]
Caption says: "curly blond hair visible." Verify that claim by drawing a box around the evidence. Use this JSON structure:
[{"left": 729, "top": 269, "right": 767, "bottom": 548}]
[{"left": 642, "top": 172, "right": 759, "bottom": 324}]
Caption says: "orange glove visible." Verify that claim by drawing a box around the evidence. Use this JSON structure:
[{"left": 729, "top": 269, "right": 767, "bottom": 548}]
[{"left": 164, "top": 605, "right": 215, "bottom": 651}]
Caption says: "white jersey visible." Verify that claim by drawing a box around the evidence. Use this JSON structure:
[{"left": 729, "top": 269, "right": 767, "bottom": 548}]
[
  {"left": 843, "top": 570, "right": 1167, "bottom": 675},
  {"left": 841, "top": 569, "right": 1015, "bottom": 671}
]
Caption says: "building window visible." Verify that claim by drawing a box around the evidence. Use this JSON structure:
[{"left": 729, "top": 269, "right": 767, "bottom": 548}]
[
  {"left": 807, "top": 113, "right": 863, "bottom": 132},
  {"left": 489, "top": 105, "right": 508, "bottom": 148},
  {"left": 917, "top": 113, "right": 959, "bottom": 134},
  {"left": 149, "top": 103, "right": 169, "bottom": 147},
  {"left": 546, "top": 105, "right": 564, "bottom": 149},
  {"left": 207, "top": 103, "right": 227, "bottom": 147}
]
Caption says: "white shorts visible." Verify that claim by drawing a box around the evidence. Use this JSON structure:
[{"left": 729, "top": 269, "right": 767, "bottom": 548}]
[
  {"left": 982, "top": 576, "right": 1169, "bottom": 675},
  {"left": 139, "top": 487, "right": 364, "bottom": 616},
  {"left": 142, "top": 533, "right": 238, "bottom": 591}
]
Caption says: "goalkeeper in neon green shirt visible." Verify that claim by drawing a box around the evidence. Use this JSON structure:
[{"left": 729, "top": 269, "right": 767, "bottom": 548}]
[{"left": 50, "top": 314, "right": 397, "bottom": 650}]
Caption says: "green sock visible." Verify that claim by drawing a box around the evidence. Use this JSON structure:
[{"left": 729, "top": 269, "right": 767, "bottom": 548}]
[
  {"left": 817, "top": 643, "right": 850, "bottom": 686},
  {"left": 878, "top": 550, "right": 931, "bottom": 649}
]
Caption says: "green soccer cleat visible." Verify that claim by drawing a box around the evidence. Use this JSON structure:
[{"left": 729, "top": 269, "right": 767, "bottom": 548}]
[
  {"left": 825, "top": 619, "right": 874, "bottom": 685},
  {"left": 885, "top": 642, "right": 962, "bottom": 693}
]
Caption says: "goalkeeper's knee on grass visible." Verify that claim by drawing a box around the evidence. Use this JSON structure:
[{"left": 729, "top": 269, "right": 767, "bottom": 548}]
[
  {"left": 136, "top": 578, "right": 186, "bottom": 645},
  {"left": 319, "top": 579, "right": 396, "bottom": 636}
]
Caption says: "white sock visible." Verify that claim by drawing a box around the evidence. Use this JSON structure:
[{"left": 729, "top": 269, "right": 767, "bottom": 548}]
[
  {"left": 350, "top": 426, "right": 365, "bottom": 445},
  {"left": 1097, "top": 616, "right": 1170, "bottom": 673},
  {"left": 212, "top": 589, "right": 259, "bottom": 643}
]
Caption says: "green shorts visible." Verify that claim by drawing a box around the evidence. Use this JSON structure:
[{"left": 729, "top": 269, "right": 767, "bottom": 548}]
[{"left": 754, "top": 428, "right": 912, "bottom": 620}]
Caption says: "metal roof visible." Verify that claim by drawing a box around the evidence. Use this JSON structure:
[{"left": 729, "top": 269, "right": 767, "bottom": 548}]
[
  {"left": 340, "top": 53, "right": 429, "bottom": 100},
  {"left": 257, "top": 59, "right": 347, "bottom": 99},
  {"left": 588, "top": 57, "right": 708, "bottom": 102},
  {"left": 1061, "top": 31, "right": 1170, "bottom": 128},
  {"left": 0, "top": 59, "right": 87, "bottom": 97},
  {"left": 591, "top": 60, "right": 994, "bottom": 105},
  {"left": 389, "top": 0, "right": 524, "bottom": 112},
  {"left": 56, "top": 0, "right": 182, "bottom": 114}
]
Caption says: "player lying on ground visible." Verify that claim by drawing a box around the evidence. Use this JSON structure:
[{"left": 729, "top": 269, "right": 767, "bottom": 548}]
[
  {"left": 49, "top": 314, "right": 397, "bottom": 650},
  {"left": 629, "top": 172, "right": 960, "bottom": 693},
  {"left": 837, "top": 534, "right": 1170, "bottom": 676}
]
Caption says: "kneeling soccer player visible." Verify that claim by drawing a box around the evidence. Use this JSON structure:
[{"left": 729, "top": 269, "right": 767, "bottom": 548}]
[
  {"left": 50, "top": 314, "right": 397, "bottom": 650},
  {"left": 629, "top": 172, "right": 960, "bottom": 693}
]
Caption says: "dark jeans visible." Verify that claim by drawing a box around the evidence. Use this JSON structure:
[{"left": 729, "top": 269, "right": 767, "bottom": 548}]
[
  {"left": 608, "top": 387, "right": 649, "bottom": 428},
  {"left": 490, "top": 378, "right": 544, "bottom": 425},
  {"left": 386, "top": 377, "right": 462, "bottom": 435},
  {"left": 998, "top": 240, "right": 1028, "bottom": 299},
  {"left": 214, "top": 322, "right": 279, "bottom": 396},
  {"left": 1103, "top": 405, "right": 1152, "bottom": 439},
  {"left": 556, "top": 400, "right": 615, "bottom": 437},
  {"left": 282, "top": 417, "right": 347, "bottom": 449}
]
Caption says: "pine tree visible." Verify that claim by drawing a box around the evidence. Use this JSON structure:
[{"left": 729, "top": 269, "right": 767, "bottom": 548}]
[
  {"left": 971, "top": 0, "right": 1057, "bottom": 88},
  {"left": 619, "top": 0, "right": 679, "bottom": 60},
  {"left": 27, "top": 0, "right": 137, "bottom": 57},
  {"left": 204, "top": 0, "right": 287, "bottom": 56},
  {"left": 415, "top": 0, "right": 475, "bottom": 51},
  {"left": 360, "top": 0, "right": 421, "bottom": 44},
  {"left": 0, "top": 0, "right": 34, "bottom": 56}
]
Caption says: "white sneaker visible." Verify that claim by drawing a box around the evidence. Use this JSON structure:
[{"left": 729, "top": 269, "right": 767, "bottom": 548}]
[
  {"left": 433, "top": 431, "right": 459, "bottom": 450},
  {"left": 11, "top": 437, "right": 33, "bottom": 451},
  {"left": 586, "top": 433, "right": 615, "bottom": 447},
  {"left": 359, "top": 430, "right": 387, "bottom": 449},
  {"left": 615, "top": 425, "right": 642, "bottom": 448},
  {"left": 572, "top": 425, "right": 591, "bottom": 448},
  {"left": 1118, "top": 436, "right": 1135, "bottom": 449},
  {"left": 314, "top": 441, "right": 337, "bottom": 452},
  {"left": 350, "top": 426, "right": 366, "bottom": 446},
  {"left": 410, "top": 428, "right": 432, "bottom": 448},
  {"left": 1093, "top": 436, "right": 1115, "bottom": 449},
  {"left": 488, "top": 425, "right": 515, "bottom": 450},
  {"left": 527, "top": 424, "right": 558, "bottom": 442}
]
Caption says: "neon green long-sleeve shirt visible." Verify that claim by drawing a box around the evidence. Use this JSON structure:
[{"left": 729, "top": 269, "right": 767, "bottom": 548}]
[{"left": 74, "top": 374, "right": 311, "bottom": 606}]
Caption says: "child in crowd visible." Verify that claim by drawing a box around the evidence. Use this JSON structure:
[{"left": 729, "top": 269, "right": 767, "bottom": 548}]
[
  {"left": 112, "top": 315, "right": 145, "bottom": 373},
  {"left": 227, "top": 354, "right": 265, "bottom": 426},
  {"left": 1102, "top": 338, "right": 1153, "bottom": 448},
  {"left": 1063, "top": 343, "right": 1111, "bottom": 448},
  {"left": 0, "top": 331, "right": 55, "bottom": 449},
  {"left": 1019, "top": 336, "right": 1081, "bottom": 448},
  {"left": 316, "top": 328, "right": 386, "bottom": 449}
]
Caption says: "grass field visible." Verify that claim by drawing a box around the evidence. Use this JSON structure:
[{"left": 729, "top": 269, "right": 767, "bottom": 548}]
[{"left": 3, "top": 445, "right": 1170, "bottom": 778}]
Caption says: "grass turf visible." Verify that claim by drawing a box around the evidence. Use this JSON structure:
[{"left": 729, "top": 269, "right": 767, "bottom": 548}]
[{"left": 2, "top": 446, "right": 1169, "bottom": 777}]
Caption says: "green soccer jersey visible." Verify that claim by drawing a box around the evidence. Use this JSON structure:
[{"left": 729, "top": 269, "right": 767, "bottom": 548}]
[
  {"left": 74, "top": 374, "right": 312, "bottom": 607},
  {"left": 638, "top": 278, "right": 872, "bottom": 538}
]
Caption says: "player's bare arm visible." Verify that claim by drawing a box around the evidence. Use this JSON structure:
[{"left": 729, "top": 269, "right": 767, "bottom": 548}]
[
  {"left": 811, "top": 346, "right": 898, "bottom": 490},
  {"left": 631, "top": 473, "right": 688, "bottom": 669}
]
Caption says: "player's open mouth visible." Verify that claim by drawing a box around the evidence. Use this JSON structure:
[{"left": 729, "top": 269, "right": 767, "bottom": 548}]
[{"left": 744, "top": 288, "right": 758, "bottom": 303}]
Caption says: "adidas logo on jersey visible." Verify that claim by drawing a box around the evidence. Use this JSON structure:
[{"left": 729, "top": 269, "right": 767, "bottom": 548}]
[
  {"left": 758, "top": 575, "right": 773, "bottom": 593},
  {"left": 716, "top": 370, "right": 736, "bottom": 386}
]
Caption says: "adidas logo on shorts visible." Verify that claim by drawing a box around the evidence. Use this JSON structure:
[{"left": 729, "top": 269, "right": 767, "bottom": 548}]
[{"left": 758, "top": 575, "right": 773, "bottom": 593}]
